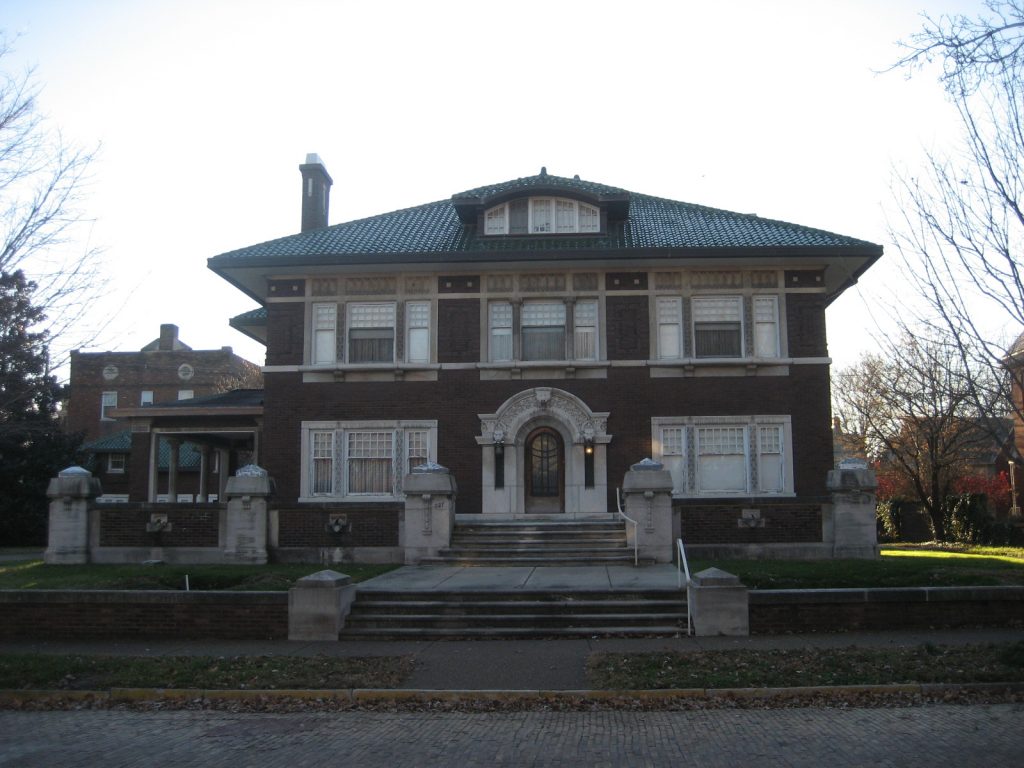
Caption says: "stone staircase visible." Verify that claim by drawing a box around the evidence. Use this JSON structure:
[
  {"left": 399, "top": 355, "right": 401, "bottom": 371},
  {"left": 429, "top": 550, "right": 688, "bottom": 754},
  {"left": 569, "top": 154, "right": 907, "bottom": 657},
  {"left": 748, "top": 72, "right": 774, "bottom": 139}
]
[
  {"left": 419, "top": 518, "right": 648, "bottom": 567},
  {"left": 340, "top": 518, "right": 686, "bottom": 638},
  {"left": 342, "top": 588, "right": 687, "bottom": 638}
]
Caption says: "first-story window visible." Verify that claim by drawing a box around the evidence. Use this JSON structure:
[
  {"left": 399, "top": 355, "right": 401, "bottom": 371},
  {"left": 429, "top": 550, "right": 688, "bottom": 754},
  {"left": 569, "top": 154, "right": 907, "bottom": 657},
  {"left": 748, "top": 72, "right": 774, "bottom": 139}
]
[
  {"left": 303, "top": 421, "right": 437, "bottom": 499},
  {"left": 757, "top": 424, "right": 784, "bottom": 492},
  {"left": 348, "top": 302, "right": 395, "bottom": 363},
  {"left": 311, "top": 431, "right": 335, "bottom": 495},
  {"left": 347, "top": 431, "right": 394, "bottom": 495},
  {"left": 651, "top": 416, "right": 792, "bottom": 497},
  {"left": 107, "top": 454, "right": 126, "bottom": 474},
  {"left": 140, "top": 390, "right": 154, "bottom": 406},
  {"left": 696, "top": 426, "right": 748, "bottom": 493}
]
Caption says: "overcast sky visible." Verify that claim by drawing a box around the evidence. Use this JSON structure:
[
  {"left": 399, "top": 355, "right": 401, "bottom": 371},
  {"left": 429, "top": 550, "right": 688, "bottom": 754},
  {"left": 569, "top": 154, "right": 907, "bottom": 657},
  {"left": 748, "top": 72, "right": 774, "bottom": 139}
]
[{"left": 3, "top": 0, "right": 987, "bottom": 374}]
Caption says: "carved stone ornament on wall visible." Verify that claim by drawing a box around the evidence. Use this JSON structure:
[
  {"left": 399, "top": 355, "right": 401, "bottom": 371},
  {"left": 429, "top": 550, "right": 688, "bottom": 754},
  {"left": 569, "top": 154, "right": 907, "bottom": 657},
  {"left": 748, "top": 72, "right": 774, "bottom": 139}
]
[
  {"left": 479, "top": 387, "right": 610, "bottom": 444},
  {"left": 312, "top": 278, "right": 338, "bottom": 296},
  {"left": 345, "top": 276, "right": 397, "bottom": 295},
  {"left": 486, "top": 275, "right": 514, "bottom": 293},
  {"left": 572, "top": 273, "right": 599, "bottom": 291},
  {"left": 654, "top": 272, "right": 682, "bottom": 290},
  {"left": 519, "top": 274, "right": 566, "bottom": 293},
  {"left": 404, "top": 276, "right": 431, "bottom": 294},
  {"left": 691, "top": 271, "right": 742, "bottom": 289},
  {"left": 750, "top": 270, "right": 779, "bottom": 288}
]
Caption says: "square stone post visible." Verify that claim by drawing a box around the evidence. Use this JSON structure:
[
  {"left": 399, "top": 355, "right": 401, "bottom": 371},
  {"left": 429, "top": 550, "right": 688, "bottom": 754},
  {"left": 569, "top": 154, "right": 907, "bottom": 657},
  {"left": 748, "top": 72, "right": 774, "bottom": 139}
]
[
  {"left": 622, "top": 458, "right": 674, "bottom": 563},
  {"left": 688, "top": 567, "right": 750, "bottom": 636},
  {"left": 401, "top": 462, "right": 457, "bottom": 564},
  {"left": 827, "top": 459, "right": 879, "bottom": 559},
  {"left": 44, "top": 466, "right": 102, "bottom": 564},
  {"left": 223, "top": 464, "right": 271, "bottom": 564},
  {"left": 288, "top": 570, "right": 357, "bottom": 641}
]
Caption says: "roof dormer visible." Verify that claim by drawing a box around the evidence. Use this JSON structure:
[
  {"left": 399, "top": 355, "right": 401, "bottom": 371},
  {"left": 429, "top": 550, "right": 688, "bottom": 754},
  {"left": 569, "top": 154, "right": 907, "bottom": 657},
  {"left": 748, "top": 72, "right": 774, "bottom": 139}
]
[{"left": 451, "top": 167, "right": 631, "bottom": 232}]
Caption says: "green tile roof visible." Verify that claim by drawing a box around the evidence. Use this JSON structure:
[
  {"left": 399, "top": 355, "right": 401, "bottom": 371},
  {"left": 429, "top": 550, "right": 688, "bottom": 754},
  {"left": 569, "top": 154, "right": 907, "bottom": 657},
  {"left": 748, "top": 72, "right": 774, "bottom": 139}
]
[{"left": 208, "top": 171, "right": 881, "bottom": 269}]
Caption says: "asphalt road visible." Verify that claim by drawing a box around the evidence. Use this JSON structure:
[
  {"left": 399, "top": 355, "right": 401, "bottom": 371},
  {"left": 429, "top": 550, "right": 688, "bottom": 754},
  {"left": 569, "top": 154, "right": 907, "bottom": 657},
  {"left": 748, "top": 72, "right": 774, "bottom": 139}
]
[{"left": 1, "top": 704, "right": 1021, "bottom": 767}]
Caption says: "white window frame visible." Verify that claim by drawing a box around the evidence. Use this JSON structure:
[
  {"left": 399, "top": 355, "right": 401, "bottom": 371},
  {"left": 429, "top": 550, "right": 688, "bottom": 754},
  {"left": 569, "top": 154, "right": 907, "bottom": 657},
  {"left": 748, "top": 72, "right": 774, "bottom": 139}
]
[
  {"left": 651, "top": 415, "right": 793, "bottom": 498},
  {"left": 101, "top": 391, "right": 117, "bottom": 421},
  {"left": 656, "top": 297, "right": 684, "bottom": 360},
  {"left": 489, "top": 301, "right": 513, "bottom": 362},
  {"left": 573, "top": 299, "right": 599, "bottom": 361},
  {"left": 347, "top": 302, "right": 397, "bottom": 364},
  {"left": 405, "top": 301, "right": 431, "bottom": 364},
  {"left": 301, "top": 420, "right": 438, "bottom": 501},
  {"left": 177, "top": 390, "right": 194, "bottom": 400},
  {"left": 140, "top": 390, "right": 154, "bottom": 406},
  {"left": 521, "top": 300, "right": 567, "bottom": 361},
  {"left": 753, "top": 295, "right": 780, "bottom": 358},
  {"left": 483, "top": 197, "right": 601, "bottom": 235},
  {"left": 312, "top": 302, "right": 338, "bottom": 365},
  {"left": 107, "top": 453, "right": 127, "bottom": 474}
]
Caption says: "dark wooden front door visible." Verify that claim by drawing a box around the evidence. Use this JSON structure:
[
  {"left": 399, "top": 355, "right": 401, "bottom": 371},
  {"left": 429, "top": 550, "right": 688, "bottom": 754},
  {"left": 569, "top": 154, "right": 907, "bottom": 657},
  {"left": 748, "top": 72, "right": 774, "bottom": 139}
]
[{"left": 525, "top": 427, "right": 563, "bottom": 514}]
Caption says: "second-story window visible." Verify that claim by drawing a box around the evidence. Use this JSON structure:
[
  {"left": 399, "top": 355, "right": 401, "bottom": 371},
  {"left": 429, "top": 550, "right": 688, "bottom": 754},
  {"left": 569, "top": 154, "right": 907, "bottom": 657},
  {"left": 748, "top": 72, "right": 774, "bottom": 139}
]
[
  {"left": 522, "top": 301, "right": 566, "bottom": 360},
  {"left": 693, "top": 296, "right": 743, "bottom": 358},
  {"left": 489, "top": 302, "right": 513, "bottom": 362},
  {"left": 312, "top": 303, "right": 337, "bottom": 365},
  {"left": 406, "top": 302, "right": 430, "bottom": 363},
  {"left": 348, "top": 303, "right": 395, "bottom": 363}
]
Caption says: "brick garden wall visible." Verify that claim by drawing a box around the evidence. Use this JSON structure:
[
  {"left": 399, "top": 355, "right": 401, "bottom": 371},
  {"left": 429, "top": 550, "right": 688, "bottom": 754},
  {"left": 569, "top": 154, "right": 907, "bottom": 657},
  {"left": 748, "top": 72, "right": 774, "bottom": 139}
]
[
  {"left": 98, "top": 506, "right": 221, "bottom": 548},
  {"left": 679, "top": 502, "right": 823, "bottom": 544},
  {"left": 749, "top": 586, "right": 1024, "bottom": 633},
  {"left": 0, "top": 591, "right": 287, "bottom": 640},
  {"left": 276, "top": 507, "right": 400, "bottom": 548}
]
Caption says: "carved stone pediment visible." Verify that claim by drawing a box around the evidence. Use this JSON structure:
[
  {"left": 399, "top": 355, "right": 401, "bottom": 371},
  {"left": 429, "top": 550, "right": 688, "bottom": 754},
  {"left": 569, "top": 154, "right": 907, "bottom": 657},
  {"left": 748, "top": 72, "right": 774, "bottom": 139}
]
[{"left": 479, "top": 387, "right": 610, "bottom": 444}]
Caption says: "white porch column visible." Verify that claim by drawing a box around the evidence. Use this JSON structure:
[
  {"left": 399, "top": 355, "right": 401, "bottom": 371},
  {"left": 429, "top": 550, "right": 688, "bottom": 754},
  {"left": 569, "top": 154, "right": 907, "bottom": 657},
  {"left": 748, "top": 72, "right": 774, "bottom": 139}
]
[
  {"left": 198, "top": 445, "right": 210, "bottom": 503},
  {"left": 166, "top": 438, "right": 181, "bottom": 502}
]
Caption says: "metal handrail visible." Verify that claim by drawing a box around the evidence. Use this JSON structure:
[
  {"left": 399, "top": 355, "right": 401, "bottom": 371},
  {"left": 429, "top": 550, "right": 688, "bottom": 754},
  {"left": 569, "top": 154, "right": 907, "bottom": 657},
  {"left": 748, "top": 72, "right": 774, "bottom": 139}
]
[
  {"left": 677, "top": 537, "right": 692, "bottom": 636},
  {"left": 615, "top": 488, "right": 639, "bottom": 567}
]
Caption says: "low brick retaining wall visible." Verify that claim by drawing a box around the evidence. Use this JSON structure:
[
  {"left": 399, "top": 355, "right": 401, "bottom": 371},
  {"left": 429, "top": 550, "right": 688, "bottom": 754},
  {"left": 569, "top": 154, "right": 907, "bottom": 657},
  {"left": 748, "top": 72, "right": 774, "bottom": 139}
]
[
  {"left": 0, "top": 591, "right": 287, "bottom": 640},
  {"left": 750, "top": 586, "right": 1024, "bottom": 633},
  {"left": 1, "top": 586, "right": 1021, "bottom": 640}
]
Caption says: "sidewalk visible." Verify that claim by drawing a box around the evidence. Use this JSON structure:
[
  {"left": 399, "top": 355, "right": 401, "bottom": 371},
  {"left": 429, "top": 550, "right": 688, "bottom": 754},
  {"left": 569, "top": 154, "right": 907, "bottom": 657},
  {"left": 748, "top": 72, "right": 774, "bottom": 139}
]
[{"left": 2, "top": 628, "right": 1020, "bottom": 691}]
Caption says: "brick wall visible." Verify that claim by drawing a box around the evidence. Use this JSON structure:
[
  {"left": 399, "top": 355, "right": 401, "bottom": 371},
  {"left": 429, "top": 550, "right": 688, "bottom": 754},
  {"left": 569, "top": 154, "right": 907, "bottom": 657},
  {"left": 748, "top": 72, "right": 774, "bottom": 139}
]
[
  {"left": 750, "top": 586, "right": 1024, "bottom": 633},
  {"left": 0, "top": 591, "right": 287, "bottom": 640},
  {"left": 99, "top": 507, "right": 220, "bottom": 547},
  {"left": 69, "top": 347, "right": 262, "bottom": 443},
  {"left": 605, "top": 295, "right": 649, "bottom": 360},
  {"left": 266, "top": 303, "right": 305, "bottom": 366},
  {"left": 679, "top": 502, "right": 822, "bottom": 544},
  {"left": 276, "top": 507, "right": 400, "bottom": 547},
  {"left": 438, "top": 299, "right": 480, "bottom": 363},
  {"left": 785, "top": 293, "right": 827, "bottom": 358}
]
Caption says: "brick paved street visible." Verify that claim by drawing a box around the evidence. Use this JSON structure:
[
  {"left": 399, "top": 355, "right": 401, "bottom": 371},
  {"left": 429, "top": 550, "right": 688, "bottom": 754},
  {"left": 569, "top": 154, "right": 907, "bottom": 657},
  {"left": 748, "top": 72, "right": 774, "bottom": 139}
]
[{"left": 1, "top": 704, "right": 1021, "bottom": 767}]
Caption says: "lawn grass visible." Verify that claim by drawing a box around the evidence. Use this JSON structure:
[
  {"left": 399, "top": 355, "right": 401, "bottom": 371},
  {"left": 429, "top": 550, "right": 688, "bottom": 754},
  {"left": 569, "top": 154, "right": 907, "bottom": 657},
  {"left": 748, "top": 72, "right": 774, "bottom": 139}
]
[
  {"left": 0, "top": 561, "right": 398, "bottom": 591},
  {"left": 0, "top": 654, "right": 413, "bottom": 690},
  {"left": 586, "top": 642, "right": 1024, "bottom": 689},
  {"left": 688, "top": 544, "right": 1024, "bottom": 589}
]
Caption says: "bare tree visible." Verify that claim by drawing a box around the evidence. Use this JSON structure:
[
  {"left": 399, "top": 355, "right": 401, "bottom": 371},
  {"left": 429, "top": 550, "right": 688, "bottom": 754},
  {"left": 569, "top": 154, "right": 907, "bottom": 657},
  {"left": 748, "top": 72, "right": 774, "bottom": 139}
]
[
  {"left": 833, "top": 331, "right": 1002, "bottom": 541},
  {"left": 0, "top": 37, "right": 104, "bottom": 365},
  {"left": 888, "top": 1, "right": 1024, "bottom": 421}
]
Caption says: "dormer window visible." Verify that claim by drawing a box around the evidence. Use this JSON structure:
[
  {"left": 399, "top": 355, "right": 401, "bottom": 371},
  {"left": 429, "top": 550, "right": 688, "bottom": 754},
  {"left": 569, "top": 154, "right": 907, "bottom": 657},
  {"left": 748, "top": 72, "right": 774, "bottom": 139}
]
[{"left": 484, "top": 197, "right": 600, "bottom": 235}]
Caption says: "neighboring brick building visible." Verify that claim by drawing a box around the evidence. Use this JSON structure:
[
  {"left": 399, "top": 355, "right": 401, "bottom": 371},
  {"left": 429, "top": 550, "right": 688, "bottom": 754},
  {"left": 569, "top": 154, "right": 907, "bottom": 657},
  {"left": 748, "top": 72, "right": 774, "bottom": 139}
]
[
  {"left": 179, "top": 156, "right": 883, "bottom": 559},
  {"left": 69, "top": 324, "right": 262, "bottom": 502}
]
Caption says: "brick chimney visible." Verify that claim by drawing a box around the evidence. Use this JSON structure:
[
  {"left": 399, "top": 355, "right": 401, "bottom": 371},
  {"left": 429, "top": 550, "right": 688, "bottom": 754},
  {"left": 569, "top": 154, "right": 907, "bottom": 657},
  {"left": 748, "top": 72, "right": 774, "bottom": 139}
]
[
  {"left": 159, "top": 324, "right": 179, "bottom": 351},
  {"left": 299, "top": 153, "right": 333, "bottom": 232}
]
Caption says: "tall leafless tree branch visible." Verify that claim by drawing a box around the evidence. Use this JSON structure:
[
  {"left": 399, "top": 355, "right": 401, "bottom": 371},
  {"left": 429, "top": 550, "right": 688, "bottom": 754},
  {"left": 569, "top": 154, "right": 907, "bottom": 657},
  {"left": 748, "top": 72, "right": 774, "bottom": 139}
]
[{"left": 0, "top": 36, "right": 106, "bottom": 371}]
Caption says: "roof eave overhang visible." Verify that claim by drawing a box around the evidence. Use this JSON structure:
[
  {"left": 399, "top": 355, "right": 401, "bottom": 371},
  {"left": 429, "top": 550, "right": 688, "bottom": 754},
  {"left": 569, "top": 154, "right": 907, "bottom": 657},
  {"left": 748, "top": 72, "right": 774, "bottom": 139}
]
[{"left": 209, "top": 244, "right": 881, "bottom": 304}]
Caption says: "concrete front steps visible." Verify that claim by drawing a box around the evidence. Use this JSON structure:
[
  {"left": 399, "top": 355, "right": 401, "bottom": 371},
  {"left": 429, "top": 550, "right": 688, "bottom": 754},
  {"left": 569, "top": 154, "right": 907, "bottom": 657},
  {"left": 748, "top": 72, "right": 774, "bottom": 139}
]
[
  {"left": 342, "top": 589, "right": 687, "bottom": 638},
  {"left": 419, "top": 519, "right": 650, "bottom": 567}
]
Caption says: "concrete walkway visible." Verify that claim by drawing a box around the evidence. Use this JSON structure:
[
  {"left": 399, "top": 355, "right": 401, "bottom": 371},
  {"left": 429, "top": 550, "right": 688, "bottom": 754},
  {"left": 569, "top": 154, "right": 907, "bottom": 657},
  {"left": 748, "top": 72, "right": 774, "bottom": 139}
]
[{"left": 357, "top": 564, "right": 683, "bottom": 592}]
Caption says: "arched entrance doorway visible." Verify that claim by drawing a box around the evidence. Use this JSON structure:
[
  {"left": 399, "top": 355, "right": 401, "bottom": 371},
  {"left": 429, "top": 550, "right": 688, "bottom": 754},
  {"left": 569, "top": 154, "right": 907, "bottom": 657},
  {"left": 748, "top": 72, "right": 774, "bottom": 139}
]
[{"left": 525, "top": 427, "right": 563, "bottom": 514}]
